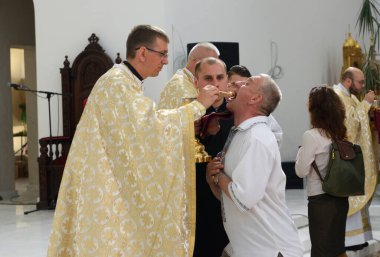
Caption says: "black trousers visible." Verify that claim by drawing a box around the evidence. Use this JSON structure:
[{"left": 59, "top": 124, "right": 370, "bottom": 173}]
[{"left": 193, "top": 163, "right": 229, "bottom": 257}]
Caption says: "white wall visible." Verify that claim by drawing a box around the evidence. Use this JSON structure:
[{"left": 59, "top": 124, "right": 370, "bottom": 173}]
[
  {"left": 33, "top": 0, "right": 168, "bottom": 137},
  {"left": 34, "top": 0, "right": 365, "bottom": 161}
]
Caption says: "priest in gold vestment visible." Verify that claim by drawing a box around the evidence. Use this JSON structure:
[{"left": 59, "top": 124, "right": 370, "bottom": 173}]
[
  {"left": 47, "top": 25, "right": 219, "bottom": 257},
  {"left": 333, "top": 67, "right": 378, "bottom": 249},
  {"left": 157, "top": 42, "right": 219, "bottom": 109}
]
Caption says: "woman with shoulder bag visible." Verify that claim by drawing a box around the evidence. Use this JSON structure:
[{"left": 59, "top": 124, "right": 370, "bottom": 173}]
[{"left": 295, "top": 85, "right": 348, "bottom": 257}]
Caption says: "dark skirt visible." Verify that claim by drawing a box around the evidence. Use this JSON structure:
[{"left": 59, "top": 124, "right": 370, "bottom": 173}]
[{"left": 308, "top": 193, "right": 349, "bottom": 257}]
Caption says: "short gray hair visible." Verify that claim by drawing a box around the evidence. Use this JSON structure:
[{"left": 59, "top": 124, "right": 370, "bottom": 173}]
[{"left": 259, "top": 74, "right": 282, "bottom": 115}]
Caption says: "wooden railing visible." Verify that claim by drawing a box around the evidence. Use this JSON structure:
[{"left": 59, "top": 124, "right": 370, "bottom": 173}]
[{"left": 37, "top": 136, "right": 72, "bottom": 210}]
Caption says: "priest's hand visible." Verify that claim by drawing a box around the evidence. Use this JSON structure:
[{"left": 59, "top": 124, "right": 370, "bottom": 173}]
[
  {"left": 364, "top": 90, "right": 375, "bottom": 104},
  {"left": 197, "top": 85, "right": 219, "bottom": 109}
]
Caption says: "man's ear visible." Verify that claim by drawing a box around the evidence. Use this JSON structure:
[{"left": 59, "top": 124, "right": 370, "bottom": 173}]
[
  {"left": 249, "top": 94, "right": 263, "bottom": 105},
  {"left": 344, "top": 78, "right": 352, "bottom": 88},
  {"left": 194, "top": 78, "right": 200, "bottom": 89},
  {"left": 136, "top": 47, "right": 146, "bottom": 62}
]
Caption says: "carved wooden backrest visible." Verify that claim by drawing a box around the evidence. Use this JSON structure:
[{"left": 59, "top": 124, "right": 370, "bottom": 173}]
[
  {"left": 60, "top": 33, "right": 122, "bottom": 138},
  {"left": 37, "top": 33, "right": 121, "bottom": 210}
]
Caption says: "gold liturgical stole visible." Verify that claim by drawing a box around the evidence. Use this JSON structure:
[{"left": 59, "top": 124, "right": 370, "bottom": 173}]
[
  {"left": 334, "top": 88, "right": 378, "bottom": 216},
  {"left": 158, "top": 68, "right": 198, "bottom": 109}
]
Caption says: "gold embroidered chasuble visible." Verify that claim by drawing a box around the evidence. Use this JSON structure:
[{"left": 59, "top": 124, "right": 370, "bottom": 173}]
[
  {"left": 158, "top": 69, "right": 198, "bottom": 109},
  {"left": 334, "top": 87, "right": 378, "bottom": 216},
  {"left": 47, "top": 64, "right": 205, "bottom": 257}
]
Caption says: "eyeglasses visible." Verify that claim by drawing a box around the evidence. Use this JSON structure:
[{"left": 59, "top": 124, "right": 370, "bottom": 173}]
[
  {"left": 354, "top": 79, "right": 365, "bottom": 85},
  {"left": 135, "top": 46, "right": 168, "bottom": 58}
]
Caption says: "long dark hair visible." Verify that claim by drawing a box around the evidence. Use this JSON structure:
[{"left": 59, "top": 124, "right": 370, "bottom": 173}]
[{"left": 308, "top": 85, "right": 347, "bottom": 141}]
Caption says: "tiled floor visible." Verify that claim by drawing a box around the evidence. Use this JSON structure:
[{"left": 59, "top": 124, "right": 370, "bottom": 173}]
[
  {"left": 0, "top": 178, "right": 53, "bottom": 257},
  {"left": 0, "top": 205, "right": 53, "bottom": 257},
  {"left": 1, "top": 179, "right": 380, "bottom": 257}
]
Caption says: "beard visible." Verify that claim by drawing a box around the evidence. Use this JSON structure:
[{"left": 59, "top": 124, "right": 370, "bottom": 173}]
[{"left": 349, "top": 86, "right": 362, "bottom": 96}]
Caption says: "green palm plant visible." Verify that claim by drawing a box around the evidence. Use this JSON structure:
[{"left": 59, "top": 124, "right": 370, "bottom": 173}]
[
  {"left": 357, "top": 0, "right": 380, "bottom": 37},
  {"left": 357, "top": 0, "right": 380, "bottom": 92}
]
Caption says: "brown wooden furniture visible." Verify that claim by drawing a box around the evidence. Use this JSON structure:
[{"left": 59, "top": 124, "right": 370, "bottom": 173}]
[{"left": 37, "top": 33, "right": 121, "bottom": 210}]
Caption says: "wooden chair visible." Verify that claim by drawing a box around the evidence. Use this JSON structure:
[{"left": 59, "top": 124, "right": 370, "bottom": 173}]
[{"left": 37, "top": 33, "right": 121, "bottom": 209}]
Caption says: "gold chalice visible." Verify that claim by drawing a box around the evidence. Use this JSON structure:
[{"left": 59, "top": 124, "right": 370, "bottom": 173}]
[
  {"left": 182, "top": 97, "right": 212, "bottom": 163},
  {"left": 182, "top": 91, "right": 235, "bottom": 163}
]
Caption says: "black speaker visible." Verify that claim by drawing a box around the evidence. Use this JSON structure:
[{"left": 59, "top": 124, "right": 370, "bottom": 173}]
[
  {"left": 187, "top": 42, "right": 239, "bottom": 70},
  {"left": 281, "top": 162, "right": 304, "bottom": 189}
]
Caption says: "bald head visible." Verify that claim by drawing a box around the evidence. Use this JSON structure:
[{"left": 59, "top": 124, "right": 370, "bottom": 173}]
[
  {"left": 341, "top": 66, "right": 365, "bottom": 95},
  {"left": 186, "top": 42, "right": 220, "bottom": 75},
  {"left": 341, "top": 67, "right": 364, "bottom": 82},
  {"left": 188, "top": 42, "right": 219, "bottom": 61}
]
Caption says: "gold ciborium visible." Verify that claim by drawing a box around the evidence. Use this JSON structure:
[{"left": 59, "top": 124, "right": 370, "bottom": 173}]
[{"left": 182, "top": 97, "right": 212, "bottom": 163}]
